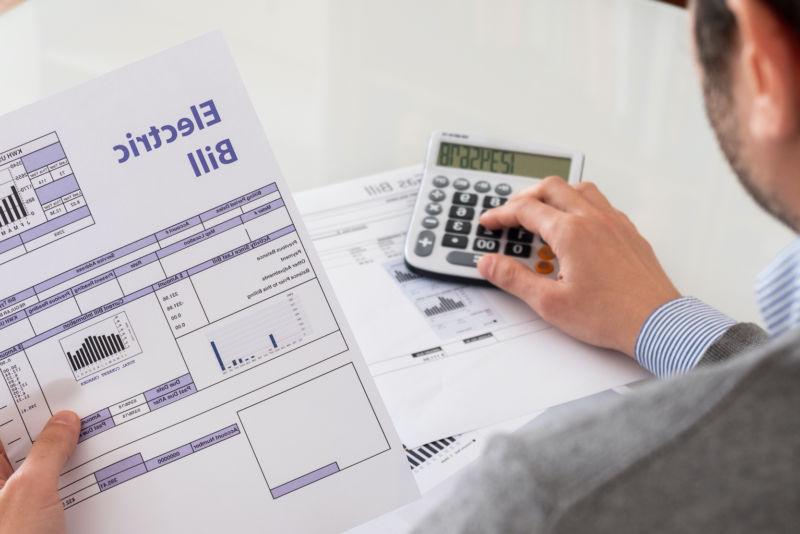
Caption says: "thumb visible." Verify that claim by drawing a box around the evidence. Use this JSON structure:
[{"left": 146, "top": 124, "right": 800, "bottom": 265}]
[
  {"left": 478, "top": 254, "right": 556, "bottom": 312},
  {"left": 21, "top": 411, "right": 80, "bottom": 490}
]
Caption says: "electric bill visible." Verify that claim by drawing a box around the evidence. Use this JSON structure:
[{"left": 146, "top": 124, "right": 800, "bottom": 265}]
[{"left": 0, "top": 33, "right": 417, "bottom": 534}]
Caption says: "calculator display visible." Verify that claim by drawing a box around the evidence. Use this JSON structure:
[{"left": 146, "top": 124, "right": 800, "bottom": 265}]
[{"left": 437, "top": 141, "right": 571, "bottom": 179}]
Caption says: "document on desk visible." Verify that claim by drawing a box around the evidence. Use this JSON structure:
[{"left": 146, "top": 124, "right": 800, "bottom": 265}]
[
  {"left": 0, "top": 33, "right": 418, "bottom": 533},
  {"left": 296, "top": 167, "right": 650, "bottom": 447}
]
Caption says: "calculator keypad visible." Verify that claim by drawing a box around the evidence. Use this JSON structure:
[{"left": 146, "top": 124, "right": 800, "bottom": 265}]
[
  {"left": 473, "top": 238, "right": 500, "bottom": 253},
  {"left": 422, "top": 216, "right": 439, "bottom": 229},
  {"left": 507, "top": 227, "right": 534, "bottom": 243},
  {"left": 433, "top": 175, "right": 449, "bottom": 187},
  {"left": 445, "top": 220, "right": 471, "bottom": 234},
  {"left": 442, "top": 234, "right": 468, "bottom": 249},
  {"left": 453, "top": 178, "right": 470, "bottom": 190},
  {"left": 415, "top": 231, "right": 436, "bottom": 256},
  {"left": 476, "top": 225, "right": 502, "bottom": 238},
  {"left": 415, "top": 173, "right": 558, "bottom": 278},
  {"left": 449, "top": 206, "right": 474, "bottom": 220},
  {"left": 504, "top": 242, "right": 531, "bottom": 258},
  {"left": 425, "top": 203, "right": 443, "bottom": 216},
  {"left": 474, "top": 180, "right": 491, "bottom": 193},
  {"left": 452, "top": 192, "right": 478, "bottom": 206},
  {"left": 429, "top": 189, "right": 446, "bottom": 202},
  {"left": 494, "top": 183, "right": 512, "bottom": 196},
  {"left": 446, "top": 251, "right": 481, "bottom": 267},
  {"left": 483, "top": 196, "right": 506, "bottom": 209}
]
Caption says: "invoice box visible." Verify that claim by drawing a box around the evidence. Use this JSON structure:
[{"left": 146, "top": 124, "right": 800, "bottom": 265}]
[{"left": 404, "top": 131, "right": 583, "bottom": 283}]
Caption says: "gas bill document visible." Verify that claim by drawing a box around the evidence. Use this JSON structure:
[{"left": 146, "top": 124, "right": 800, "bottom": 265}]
[{"left": 0, "top": 33, "right": 417, "bottom": 533}]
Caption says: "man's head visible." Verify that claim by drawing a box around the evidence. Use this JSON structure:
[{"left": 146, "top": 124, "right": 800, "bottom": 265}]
[{"left": 693, "top": 0, "right": 800, "bottom": 230}]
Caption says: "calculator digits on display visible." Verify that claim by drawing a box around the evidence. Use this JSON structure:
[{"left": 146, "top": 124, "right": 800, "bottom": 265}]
[{"left": 404, "top": 131, "right": 584, "bottom": 284}]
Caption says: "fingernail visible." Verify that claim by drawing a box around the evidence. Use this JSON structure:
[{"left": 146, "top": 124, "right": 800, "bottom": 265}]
[
  {"left": 477, "top": 254, "right": 494, "bottom": 278},
  {"left": 52, "top": 411, "right": 79, "bottom": 426}
]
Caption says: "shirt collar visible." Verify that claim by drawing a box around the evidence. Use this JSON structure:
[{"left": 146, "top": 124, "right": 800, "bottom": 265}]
[{"left": 755, "top": 236, "right": 800, "bottom": 336}]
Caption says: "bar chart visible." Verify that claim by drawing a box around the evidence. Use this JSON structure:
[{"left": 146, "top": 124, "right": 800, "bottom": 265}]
[
  {"left": 423, "top": 295, "right": 466, "bottom": 317},
  {"left": 66, "top": 332, "right": 126, "bottom": 372},
  {"left": 0, "top": 184, "right": 29, "bottom": 226},
  {"left": 59, "top": 312, "right": 142, "bottom": 380},
  {"left": 385, "top": 259, "right": 502, "bottom": 338},
  {"left": 207, "top": 291, "right": 309, "bottom": 373},
  {"left": 0, "top": 132, "right": 94, "bottom": 264},
  {"left": 390, "top": 267, "right": 421, "bottom": 284}
]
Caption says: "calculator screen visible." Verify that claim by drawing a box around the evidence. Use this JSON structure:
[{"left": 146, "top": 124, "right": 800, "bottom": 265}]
[{"left": 437, "top": 141, "right": 571, "bottom": 179}]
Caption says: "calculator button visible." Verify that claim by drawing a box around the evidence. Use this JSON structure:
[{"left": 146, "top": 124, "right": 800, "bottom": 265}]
[
  {"left": 535, "top": 260, "right": 554, "bottom": 274},
  {"left": 537, "top": 244, "right": 555, "bottom": 260},
  {"left": 429, "top": 189, "right": 446, "bottom": 202},
  {"left": 495, "top": 183, "right": 512, "bottom": 196},
  {"left": 421, "top": 216, "right": 439, "bottom": 229},
  {"left": 483, "top": 196, "right": 507, "bottom": 209},
  {"left": 453, "top": 178, "right": 470, "bottom": 191},
  {"left": 504, "top": 242, "right": 531, "bottom": 258},
  {"left": 474, "top": 180, "right": 491, "bottom": 193},
  {"left": 433, "top": 175, "right": 449, "bottom": 188},
  {"left": 446, "top": 251, "right": 481, "bottom": 267},
  {"left": 449, "top": 205, "right": 474, "bottom": 220},
  {"left": 442, "top": 234, "right": 468, "bottom": 249},
  {"left": 414, "top": 231, "right": 436, "bottom": 257},
  {"left": 507, "top": 227, "right": 534, "bottom": 243},
  {"left": 476, "top": 225, "right": 503, "bottom": 238},
  {"left": 452, "top": 192, "right": 478, "bottom": 206},
  {"left": 445, "top": 220, "right": 471, "bottom": 234},
  {"left": 473, "top": 238, "right": 500, "bottom": 253},
  {"left": 425, "top": 203, "right": 443, "bottom": 216}
]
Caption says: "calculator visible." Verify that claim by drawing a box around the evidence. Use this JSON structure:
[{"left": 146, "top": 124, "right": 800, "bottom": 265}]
[{"left": 404, "top": 131, "right": 584, "bottom": 283}]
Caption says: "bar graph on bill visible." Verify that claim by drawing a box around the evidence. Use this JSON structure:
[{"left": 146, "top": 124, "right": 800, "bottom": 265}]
[
  {"left": 207, "top": 291, "right": 310, "bottom": 373},
  {"left": 0, "top": 184, "right": 28, "bottom": 226},
  {"left": 58, "top": 312, "right": 142, "bottom": 380},
  {"left": 0, "top": 132, "right": 94, "bottom": 264},
  {"left": 385, "top": 259, "right": 502, "bottom": 337}
]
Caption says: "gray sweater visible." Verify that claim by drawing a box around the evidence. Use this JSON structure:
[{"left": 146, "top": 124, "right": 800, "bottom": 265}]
[{"left": 414, "top": 323, "right": 800, "bottom": 533}]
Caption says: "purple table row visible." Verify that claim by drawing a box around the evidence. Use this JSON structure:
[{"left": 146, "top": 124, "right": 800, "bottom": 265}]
[
  {"left": 0, "top": 182, "right": 280, "bottom": 309},
  {"left": 78, "top": 374, "right": 197, "bottom": 442},
  {"left": 0, "top": 222, "right": 297, "bottom": 359},
  {"left": 0, "top": 205, "right": 91, "bottom": 255},
  {"left": 20, "top": 141, "right": 66, "bottom": 174},
  {"left": 64, "top": 424, "right": 241, "bottom": 503}
]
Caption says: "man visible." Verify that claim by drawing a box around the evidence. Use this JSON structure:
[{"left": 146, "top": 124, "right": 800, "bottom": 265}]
[
  {"left": 1, "top": 0, "right": 798, "bottom": 532},
  {"left": 413, "top": 0, "right": 799, "bottom": 531}
]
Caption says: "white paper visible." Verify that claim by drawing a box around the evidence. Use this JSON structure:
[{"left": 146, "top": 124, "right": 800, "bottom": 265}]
[
  {"left": 295, "top": 167, "right": 650, "bottom": 447},
  {"left": 0, "top": 34, "right": 417, "bottom": 534}
]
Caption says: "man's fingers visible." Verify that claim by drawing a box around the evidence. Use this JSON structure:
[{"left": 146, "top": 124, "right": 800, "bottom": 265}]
[
  {"left": 0, "top": 442, "right": 13, "bottom": 484},
  {"left": 480, "top": 196, "right": 563, "bottom": 243},
  {"left": 574, "top": 181, "right": 612, "bottom": 209},
  {"left": 478, "top": 254, "right": 558, "bottom": 315},
  {"left": 20, "top": 411, "right": 79, "bottom": 490}
]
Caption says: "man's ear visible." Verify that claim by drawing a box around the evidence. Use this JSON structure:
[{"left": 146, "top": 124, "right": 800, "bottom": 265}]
[{"left": 728, "top": 0, "right": 800, "bottom": 140}]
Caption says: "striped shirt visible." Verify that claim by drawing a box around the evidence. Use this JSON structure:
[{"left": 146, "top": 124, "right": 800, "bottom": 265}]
[{"left": 635, "top": 237, "right": 800, "bottom": 377}]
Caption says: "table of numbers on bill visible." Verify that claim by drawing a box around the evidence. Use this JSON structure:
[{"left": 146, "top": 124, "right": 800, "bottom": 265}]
[{"left": 0, "top": 33, "right": 416, "bottom": 534}]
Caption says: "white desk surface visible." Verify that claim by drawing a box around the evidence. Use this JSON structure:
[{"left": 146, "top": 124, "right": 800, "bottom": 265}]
[{"left": 0, "top": 0, "right": 792, "bottom": 324}]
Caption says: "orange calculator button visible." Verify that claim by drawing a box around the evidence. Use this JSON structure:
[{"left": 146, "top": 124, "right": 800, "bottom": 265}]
[
  {"left": 535, "top": 261, "right": 554, "bottom": 274},
  {"left": 537, "top": 245, "right": 555, "bottom": 260}
]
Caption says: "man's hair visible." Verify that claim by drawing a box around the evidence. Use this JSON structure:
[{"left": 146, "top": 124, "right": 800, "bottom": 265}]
[{"left": 694, "top": 0, "right": 800, "bottom": 83}]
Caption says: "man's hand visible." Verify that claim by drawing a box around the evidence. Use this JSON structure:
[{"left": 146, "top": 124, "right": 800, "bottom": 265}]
[
  {"left": 0, "top": 411, "right": 80, "bottom": 534},
  {"left": 478, "top": 177, "right": 680, "bottom": 357}
]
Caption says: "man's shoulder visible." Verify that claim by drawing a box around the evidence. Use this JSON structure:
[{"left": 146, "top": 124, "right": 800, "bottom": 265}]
[
  {"left": 414, "top": 327, "right": 800, "bottom": 534},
  {"left": 552, "top": 327, "right": 800, "bottom": 532}
]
